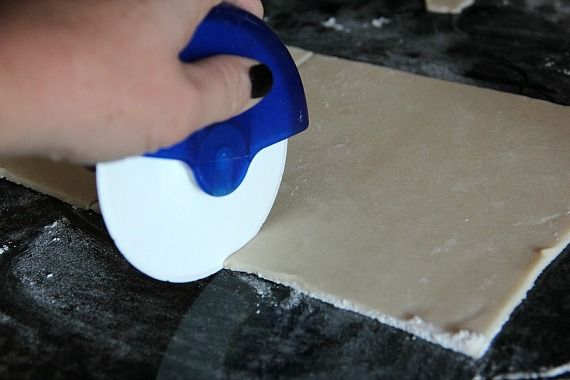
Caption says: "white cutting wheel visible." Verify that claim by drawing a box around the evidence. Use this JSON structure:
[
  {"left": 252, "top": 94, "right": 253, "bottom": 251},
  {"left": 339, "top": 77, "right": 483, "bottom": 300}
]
[{"left": 96, "top": 140, "right": 287, "bottom": 283}]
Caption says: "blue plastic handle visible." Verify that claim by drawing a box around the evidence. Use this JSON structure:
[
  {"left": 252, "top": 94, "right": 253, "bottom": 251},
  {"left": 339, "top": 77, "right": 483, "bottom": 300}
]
[{"left": 146, "top": 4, "right": 309, "bottom": 196}]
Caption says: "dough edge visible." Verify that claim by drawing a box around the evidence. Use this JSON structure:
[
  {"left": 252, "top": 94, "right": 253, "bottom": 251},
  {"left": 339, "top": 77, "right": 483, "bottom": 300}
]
[{"left": 225, "top": 230, "right": 570, "bottom": 359}]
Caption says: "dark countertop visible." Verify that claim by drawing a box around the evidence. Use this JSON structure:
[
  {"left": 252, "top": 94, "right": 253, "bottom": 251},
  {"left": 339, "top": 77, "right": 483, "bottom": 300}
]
[{"left": 1, "top": 1, "right": 569, "bottom": 379}]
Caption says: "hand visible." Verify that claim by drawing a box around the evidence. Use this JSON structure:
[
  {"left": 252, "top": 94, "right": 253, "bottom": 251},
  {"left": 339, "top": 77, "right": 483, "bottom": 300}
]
[{"left": 0, "top": 0, "right": 268, "bottom": 163}]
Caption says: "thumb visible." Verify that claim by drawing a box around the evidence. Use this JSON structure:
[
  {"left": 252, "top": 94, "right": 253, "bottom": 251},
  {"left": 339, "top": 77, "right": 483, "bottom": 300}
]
[{"left": 183, "top": 55, "right": 273, "bottom": 128}]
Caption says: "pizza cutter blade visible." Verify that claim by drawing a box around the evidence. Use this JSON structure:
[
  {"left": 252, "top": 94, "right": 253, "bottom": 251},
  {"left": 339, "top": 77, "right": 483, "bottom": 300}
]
[{"left": 96, "top": 4, "right": 308, "bottom": 282}]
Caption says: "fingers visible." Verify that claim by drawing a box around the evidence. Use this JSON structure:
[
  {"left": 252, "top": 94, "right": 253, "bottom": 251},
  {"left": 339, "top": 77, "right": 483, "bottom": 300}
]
[
  {"left": 127, "top": 1, "right": 268, "bottom": 156},
  {"left": 224, "top": 0, "right": 264, "bottom": 18},
  {"left": 147, "top": 55, "right": 272, "bottom": 152},
  {"left": 183, "top": 55, "right": 272, "bottom": 128}
]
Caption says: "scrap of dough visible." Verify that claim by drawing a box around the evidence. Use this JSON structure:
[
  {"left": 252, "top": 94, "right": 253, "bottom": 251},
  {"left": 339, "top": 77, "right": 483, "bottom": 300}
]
[
  {"left": 225, "top": 54, "right": 570, "bottom": 358},
  {"left": 0, "top": 47, "right": 311, "bottom": 212},
  {"left": 0, "top": 157, "right": 98, "bottom": 211},
  {"left": 425, "top": 0, "right": 475, "bottom": 14}
]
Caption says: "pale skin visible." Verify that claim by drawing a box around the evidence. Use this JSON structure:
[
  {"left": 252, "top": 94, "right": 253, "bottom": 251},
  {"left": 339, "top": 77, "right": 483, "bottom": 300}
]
[{"left": 0, "top": 0, "right": 265, "bottom": 163}]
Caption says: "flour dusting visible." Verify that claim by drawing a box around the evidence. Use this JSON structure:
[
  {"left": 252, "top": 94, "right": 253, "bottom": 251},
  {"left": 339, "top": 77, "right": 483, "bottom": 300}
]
[
  {"left": 44, "top": 220, "right": 60, "bottom": 230},
  {"left": 371, "top": 17, "right": 391, "bottom": 28},
  {"left": 321, "top": 17, "right": 350, "bottom": 32},
  {"left": 492, "top": 362, "right": 570, "bottom": 380},
  {"left": 239, "top": 273, "right": 273, "bottom": 299},
  {"left": 280, "top": 289, "right": 305, "bottom": 310}
]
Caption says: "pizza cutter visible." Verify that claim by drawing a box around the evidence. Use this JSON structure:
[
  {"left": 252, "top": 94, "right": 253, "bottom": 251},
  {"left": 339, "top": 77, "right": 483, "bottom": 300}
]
[{"left": 96, "top": 4, "right": 308, "bottom": 282}]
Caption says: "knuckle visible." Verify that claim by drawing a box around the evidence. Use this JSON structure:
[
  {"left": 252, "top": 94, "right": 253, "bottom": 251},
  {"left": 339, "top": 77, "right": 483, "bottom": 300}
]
[{"left": 217, "top": 59, "right": 248, "bottom": 115}]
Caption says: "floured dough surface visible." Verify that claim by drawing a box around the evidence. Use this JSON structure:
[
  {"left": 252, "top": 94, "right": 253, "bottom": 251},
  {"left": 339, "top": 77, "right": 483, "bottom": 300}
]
[
  {"left": 225, "top": 54, "right": 570, "bottom": 358},
  {"left": 425, "top": 0, "right": 475, "bottom": 14}
]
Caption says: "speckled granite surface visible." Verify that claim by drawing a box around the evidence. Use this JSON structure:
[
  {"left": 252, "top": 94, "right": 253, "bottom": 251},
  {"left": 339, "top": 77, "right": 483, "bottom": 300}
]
[{"left": 1, "top": 1, "right": 569, "bottom": 379}]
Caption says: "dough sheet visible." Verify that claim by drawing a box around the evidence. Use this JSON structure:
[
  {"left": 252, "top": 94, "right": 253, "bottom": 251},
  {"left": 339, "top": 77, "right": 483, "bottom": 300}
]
[
  {"left": 2, "top": 45, "right": 568, "bottom": 358},
  {"left": 225, "top": 53, "right": 570, "bottom": 358}
]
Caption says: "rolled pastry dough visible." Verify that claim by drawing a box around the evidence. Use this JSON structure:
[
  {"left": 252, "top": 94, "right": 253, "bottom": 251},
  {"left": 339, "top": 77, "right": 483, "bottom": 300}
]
[
  {"left": 2, "top": 46, "right": 567, "bottom": 358},
  {"left": 225, "top": 54, "right": 570, "bottom": 358}
]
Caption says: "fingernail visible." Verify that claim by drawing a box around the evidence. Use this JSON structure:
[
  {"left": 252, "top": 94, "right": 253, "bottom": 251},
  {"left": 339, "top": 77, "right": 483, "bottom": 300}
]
[{"left": 249, "top": 64, "right": 273, "bottom": 99}]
